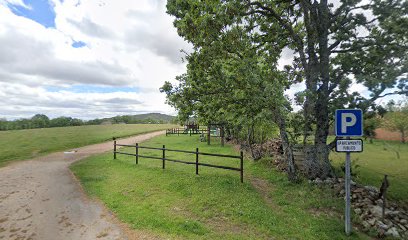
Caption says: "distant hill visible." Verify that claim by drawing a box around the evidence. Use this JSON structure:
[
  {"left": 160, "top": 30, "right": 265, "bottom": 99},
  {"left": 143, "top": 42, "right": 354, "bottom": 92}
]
[
  {"left": 87, "top": 113, "right": 176, "bottom": 125},
  {"left": 129, "top": 113, "right": 175, "bottom": 122}
]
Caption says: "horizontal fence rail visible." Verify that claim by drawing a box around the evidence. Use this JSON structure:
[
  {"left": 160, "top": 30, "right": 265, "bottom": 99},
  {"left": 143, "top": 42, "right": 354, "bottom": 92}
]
[
  {"left": 113, "top": 139, "right": 244, "bottom": 183},
  {"left": 166, "top": 128, "right": 207, "bottom": 136}
]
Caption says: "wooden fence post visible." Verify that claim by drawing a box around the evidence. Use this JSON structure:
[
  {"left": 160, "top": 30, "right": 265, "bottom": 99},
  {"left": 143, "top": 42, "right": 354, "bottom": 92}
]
[
  {"left": 380, "top": 174, "right": 389, "bottom": 219},
  {"left": 162, "top": 145, "right": 166, "bottom": 169},
  {"left": 240, "top": 151, "right": 244, "bottom": 183},
  {"left": 221, "top": 126, "right": 224, "bottom": 147},
  {"left": 196, "top": 148, "right": 199, "bottom": 175},
  {"left": 207, "top": 126, "right": 210, "bottom": 145},
  {"left": 136, "top": 143, "right": 138, "bottom": 164},
  {"left": 113, "top": 137, "right": 117, "bottom": 159}
]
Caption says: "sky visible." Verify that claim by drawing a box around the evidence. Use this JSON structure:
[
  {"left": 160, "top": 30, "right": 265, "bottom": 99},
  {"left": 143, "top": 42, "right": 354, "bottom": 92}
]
[
  {"left": 0, "top": 0, "right": 401, "bottom": 121},
  {"left": 0, "top": 0, "right": 191, "bottom": 120}
]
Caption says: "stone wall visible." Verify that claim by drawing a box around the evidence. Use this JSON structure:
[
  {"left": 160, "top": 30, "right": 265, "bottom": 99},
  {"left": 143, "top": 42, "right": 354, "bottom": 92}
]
[{"left": 311, "top": 178, "right": 408, "bottom": 239}]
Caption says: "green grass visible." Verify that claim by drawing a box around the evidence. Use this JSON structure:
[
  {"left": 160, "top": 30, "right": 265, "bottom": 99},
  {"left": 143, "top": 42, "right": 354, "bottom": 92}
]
[
  {"left": 71, "top": 135, "right": 370, "bottom": 240},
  {"left": 330, "top": 139, "right": 408, "bottom": 203},
  {"left": 0, "top": 124, "right": 175, "bottom": 166}
]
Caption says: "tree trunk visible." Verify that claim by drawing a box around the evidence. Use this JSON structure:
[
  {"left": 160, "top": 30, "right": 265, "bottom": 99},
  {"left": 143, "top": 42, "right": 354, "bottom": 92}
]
[
  {"left": 402, "top": 130, "right": 406, "bottom": 144},
  {"left": 298, "top": 1, "right": 333, "bottom": 179},
  {"left": 301, "top": 0, "right": 319, "bottom": 144},
  {"left": 247, "top": 124, "right": 256, "bottom": 159},
  {"left": 297, "top": 1, "right": 333, "bottom": 179},
  {"left": 313, "top": 0, "right": 333, "bottom": 179},
  {"left": 273, "top": 109, "right": 297, "bottom": 182}
]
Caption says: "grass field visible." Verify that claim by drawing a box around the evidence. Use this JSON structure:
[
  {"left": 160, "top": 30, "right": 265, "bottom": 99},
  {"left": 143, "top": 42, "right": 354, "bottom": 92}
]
[
  {"left": 71, "top": 135, "right": 371, "bottom": 240},
  {"left": 0, "top": 124, "right": 175, "bottom": 166},
  {"left": 330, "top": 139, "right": 408, "bottom": 203}
]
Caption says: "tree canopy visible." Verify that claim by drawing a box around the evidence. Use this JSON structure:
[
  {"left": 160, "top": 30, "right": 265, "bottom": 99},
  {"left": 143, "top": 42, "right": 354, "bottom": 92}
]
[
  {"left": 382, "top": 100, "right": 408, "bottom": 143},
  {"left": 163, "top": 0, "right": 407, "bottom": 179}
]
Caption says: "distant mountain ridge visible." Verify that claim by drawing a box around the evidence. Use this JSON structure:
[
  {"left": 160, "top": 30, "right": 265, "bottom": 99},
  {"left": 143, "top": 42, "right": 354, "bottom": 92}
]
[
  {"left": 89, "top": 113, "right": 176, "bottom": 125},
  {"left": 129, "top": 113, "right": 175, "bottom": 122}
]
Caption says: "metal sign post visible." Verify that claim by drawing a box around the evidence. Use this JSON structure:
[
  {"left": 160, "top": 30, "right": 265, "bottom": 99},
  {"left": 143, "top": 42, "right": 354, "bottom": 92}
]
[
  {"left": 335, "top": 109, "right": 363, "bottom": 236},
  {"left": 345, "top": 137, "right": 351, "bottom": 235}
]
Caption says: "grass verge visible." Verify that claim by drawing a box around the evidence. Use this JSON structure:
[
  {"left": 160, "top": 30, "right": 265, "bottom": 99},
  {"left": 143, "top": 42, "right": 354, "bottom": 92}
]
[
  {"left": 330, "top": 139, "right": 408, "bottom": 203},
  {"left": 0, "top": 124, "right": 175, "bottom": 166},
  {"left": 71, "top": 135, "right": 371, "bottom": 239}
]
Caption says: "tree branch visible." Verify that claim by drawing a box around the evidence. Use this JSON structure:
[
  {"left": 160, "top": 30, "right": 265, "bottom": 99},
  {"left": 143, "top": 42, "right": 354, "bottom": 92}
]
[
  {"left": 246, "top": 2, "right": 305, "bottom": 51},
  {"left": 373, "top": 90, "right": 408, "bottom": 101}
]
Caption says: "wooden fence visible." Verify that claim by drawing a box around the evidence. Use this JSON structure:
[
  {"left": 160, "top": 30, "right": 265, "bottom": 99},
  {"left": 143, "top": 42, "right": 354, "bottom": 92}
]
[
  {"left": 113, "top": 140, "right": 244, "bottom": 183},
  {"left": 166, "top": 128, "right": 207, "bottom": 136}
]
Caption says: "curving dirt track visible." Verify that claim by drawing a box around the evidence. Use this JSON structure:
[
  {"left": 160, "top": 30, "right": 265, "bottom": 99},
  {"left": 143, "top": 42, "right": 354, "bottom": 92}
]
[{"left": 0, "top": 131, "right": 164, "bottom": 240}]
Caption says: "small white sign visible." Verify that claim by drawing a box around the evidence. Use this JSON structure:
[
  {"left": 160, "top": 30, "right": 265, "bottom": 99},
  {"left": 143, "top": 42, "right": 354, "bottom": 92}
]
[{"left": 336, "top": 139, "right": 363, "bottom": 152}]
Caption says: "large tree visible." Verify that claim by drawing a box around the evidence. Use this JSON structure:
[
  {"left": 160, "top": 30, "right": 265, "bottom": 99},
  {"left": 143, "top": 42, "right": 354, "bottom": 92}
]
[
  {"left": 166, "top": 0, "right": 407, "bottom": 179},
  {"left": 161, "top": 25, "right": 298, "bottom": 180}
]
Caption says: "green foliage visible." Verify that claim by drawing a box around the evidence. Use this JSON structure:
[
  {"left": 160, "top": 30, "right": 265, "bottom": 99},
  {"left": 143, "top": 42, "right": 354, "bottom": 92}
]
[
  {"left": 287, "top": 112, "right": 305, "bottom": 143},
  {"left": 381, "top": 101, "right": 408, "bottom": 143},
  {"left": 0, "top": 124, "right": 175, "bottom": 166},
  {"left": 161, "top": 2, "right": 291, "bottom": 145},
  {"left": 363, "top": 117, "right": 380, "bottom": 142},
  {"left": 31, "top": 114, "right": 50, "bottom": 128},
  {"left": 164, "top": 0, "right": 408, "bottom": 175},
  {"left": 50, "top": 116, "right": 83, "bottom": 127}
]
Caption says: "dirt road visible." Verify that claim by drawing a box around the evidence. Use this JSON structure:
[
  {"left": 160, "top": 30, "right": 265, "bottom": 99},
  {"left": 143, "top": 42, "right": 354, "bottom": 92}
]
[{"left": 0, "top": 131, "right": 164, "bottom": 240}]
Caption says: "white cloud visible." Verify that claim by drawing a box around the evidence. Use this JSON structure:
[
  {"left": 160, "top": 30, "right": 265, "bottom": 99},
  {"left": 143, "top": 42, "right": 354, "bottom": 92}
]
[
  {"left": 0, "top": 82, "right": 173, "bottom": 120},
  {"left": 0, "top": 0, "right": 189, "bottom": 120},
  {"left": 0, "top": 0, "right": 31, "bottom": 9},
  {"left": 349, "top": 81, "right": 369, "bottom": 96},
  {"left": 278, "top": 47, "right": 295, "bottom": 70}
]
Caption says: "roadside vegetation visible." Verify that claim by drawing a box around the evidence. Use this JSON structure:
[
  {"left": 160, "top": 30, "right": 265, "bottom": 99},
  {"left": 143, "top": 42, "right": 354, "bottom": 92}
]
[
  {"left": 0, "top": 124, "right": 175, "bottom": 166},
  {"left": 331, "top": 139, "right": 408, "bottom": 204},
  {"left": 71, "top": 135, "right": 373, "bottom": 240},
  {"left": 162, "top": 0, "right": 407, "bottom": 182}
]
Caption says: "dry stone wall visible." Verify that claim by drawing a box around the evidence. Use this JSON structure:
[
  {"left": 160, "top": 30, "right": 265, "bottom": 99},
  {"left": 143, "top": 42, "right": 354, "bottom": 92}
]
[{"left": 311, "top": 178, "right": 408, "bottom": 239}]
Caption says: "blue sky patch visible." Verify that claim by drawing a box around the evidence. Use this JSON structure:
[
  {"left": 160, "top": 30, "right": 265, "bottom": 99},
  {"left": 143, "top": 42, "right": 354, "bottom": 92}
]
[
  {"left": 7, "top": 0, "right": 56, "bottom": 28},
  {"left": 72, "top": 41, "right": 86, "bottom": 48},
  {"left": 45, "top": 85, "right": 140, "bottom": 93}
]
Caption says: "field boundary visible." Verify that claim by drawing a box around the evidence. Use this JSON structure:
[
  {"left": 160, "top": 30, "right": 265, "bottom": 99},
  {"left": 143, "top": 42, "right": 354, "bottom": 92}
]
[
  {"left": 166, "top": 128, "right": 206, "bottom": 136},
  {"left": 113, "top": 139, "right": 244, "bottom": 183}
]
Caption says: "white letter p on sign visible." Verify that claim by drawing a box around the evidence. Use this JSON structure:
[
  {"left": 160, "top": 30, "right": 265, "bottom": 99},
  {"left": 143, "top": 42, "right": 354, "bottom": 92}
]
[{"left": 341, "top": 113, "right": 356, "bottom": 133}]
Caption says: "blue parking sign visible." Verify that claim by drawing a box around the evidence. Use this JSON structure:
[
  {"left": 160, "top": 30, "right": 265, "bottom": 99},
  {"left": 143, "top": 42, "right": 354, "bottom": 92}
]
[{"left": 335, "top": 109, "right": 363, "bottom": 136}]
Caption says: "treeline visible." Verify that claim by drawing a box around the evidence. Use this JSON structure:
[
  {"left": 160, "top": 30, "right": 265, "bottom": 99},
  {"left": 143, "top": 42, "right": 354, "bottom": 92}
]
[
  {"left": 0, "top": 114, "right": 173, "bottom": 131},
  {"left": 87, "top": 115, "right": 173, "bottom": 125},
  {"left": 163, "top": 0, "right": 407, "bottom": 181},
  {"left": 0, "top": 114, "right": 83, "bottom": 130}
]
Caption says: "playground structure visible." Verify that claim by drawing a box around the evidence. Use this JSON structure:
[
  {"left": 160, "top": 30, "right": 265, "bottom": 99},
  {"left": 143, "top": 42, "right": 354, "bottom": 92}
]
[{"left": 185, "top": 122, "right": 200, "bottom": 132}]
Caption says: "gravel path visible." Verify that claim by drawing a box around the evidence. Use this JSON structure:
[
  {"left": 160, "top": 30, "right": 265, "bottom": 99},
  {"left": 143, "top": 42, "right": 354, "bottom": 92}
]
[{"left": 0, "top": 131, "right": 164, "bottom": 240}]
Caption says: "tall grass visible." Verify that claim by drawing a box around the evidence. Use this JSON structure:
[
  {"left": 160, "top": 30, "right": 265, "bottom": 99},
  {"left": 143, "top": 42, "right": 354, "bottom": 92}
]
[{"left": 0, "top": 124, "right": 175, "bottom": 166}]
